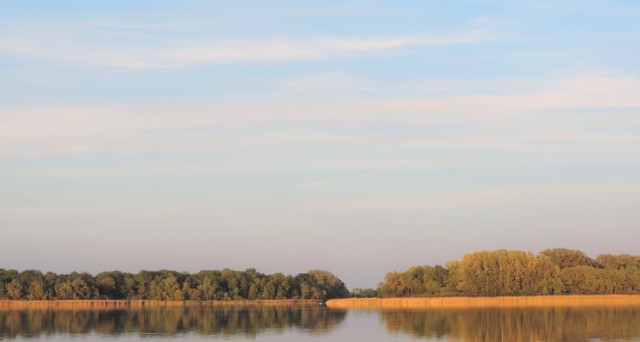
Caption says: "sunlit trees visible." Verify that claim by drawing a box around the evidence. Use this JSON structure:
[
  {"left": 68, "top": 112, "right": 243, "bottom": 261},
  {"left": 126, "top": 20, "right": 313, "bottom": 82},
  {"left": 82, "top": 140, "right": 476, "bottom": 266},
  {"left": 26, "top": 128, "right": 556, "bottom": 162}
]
[
  {"left": 71, "top": 278, "right": 93, "bottom": 299},
  {"left": 6, "top": 279, "right": 23, "bottom": 300},
  {"left": 377, "top": 249, "right": 640, "bottom": 297},
  {"left": 0, "top": 269, "right": 19, "bottom": 299},
  {"left": 379, "top": 272, "right": 404, "bottom": 297},
  {"left": 196, "top": 276, "right": 218, "bottom": 300},
  {"left": 377, "top": 266, "right": 446, "bottom": 297},
  {"left": 307, "top": 270, "right": 349, "bottom": 299},
  {"left": 6, "top": 249, "right": 639, "bottom": 301},
  {"left": 596, "top": 254, "right": 640, "bottom": 270},
  {"left": 456, "top": 250, "right": 550, "bottom": 296},
  {"left": 0, "top": 268, "right": 350, "bottom": 301},
  {"left": 530, "top": 255, "right": 563, "bottom": 295},
  {"left": 540, "top": 248, "right": 598, "bottom": 268},
  {"left": 27, "top": 281, "right": 46, "bottom": 300},
  {"left": 261, "top": 272, "right": 289, "bottom": 299},
  {"left": 53, "top": 275, "right": 94, "bottom": 300},
  {"left": 54, "top": 281, "right": 74, "bottom": 299},
  {"left": 162, "top": 275, "right": 183, "bottom": 300}
]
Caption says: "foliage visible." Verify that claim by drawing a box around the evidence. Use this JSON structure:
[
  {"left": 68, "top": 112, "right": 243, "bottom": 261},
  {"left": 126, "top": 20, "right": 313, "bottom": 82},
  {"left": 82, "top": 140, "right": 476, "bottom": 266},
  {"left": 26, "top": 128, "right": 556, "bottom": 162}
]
[
  {"left": 0, "top": 268, "right": 348, "bottom": 301},
  {"left": 377, "top": 249, "right": 640, "bottom": 297},
  {"left": 350, "top": 288, "right": 379, "bottom": 298}
]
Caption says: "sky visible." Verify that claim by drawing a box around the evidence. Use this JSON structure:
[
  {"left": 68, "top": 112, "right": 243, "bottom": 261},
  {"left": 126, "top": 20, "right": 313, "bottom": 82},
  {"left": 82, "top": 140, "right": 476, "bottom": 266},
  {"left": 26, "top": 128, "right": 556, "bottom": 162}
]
[{"left": 1, "top": 0, "right": 640, "bottom": 289}]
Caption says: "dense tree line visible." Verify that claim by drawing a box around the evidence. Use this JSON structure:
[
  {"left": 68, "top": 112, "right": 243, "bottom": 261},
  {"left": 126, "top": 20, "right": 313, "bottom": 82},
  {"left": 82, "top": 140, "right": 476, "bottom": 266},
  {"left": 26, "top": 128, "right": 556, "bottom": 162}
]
[
  {"left": 378, "top": 248, "right": 640, "bottom": 297},
  {"left": 0, "top": 268, "right": 348, "bottom": 301},
  {"left": 350, "top": 288, "right": 379, "bottom": 298}
]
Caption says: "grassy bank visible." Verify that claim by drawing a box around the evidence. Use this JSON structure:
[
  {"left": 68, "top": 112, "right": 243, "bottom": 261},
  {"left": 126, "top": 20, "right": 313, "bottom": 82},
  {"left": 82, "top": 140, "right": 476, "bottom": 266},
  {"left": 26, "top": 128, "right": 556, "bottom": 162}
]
[
  {"left": 326, "top": 295, "right": 640, "bottom": 309},
  {"left": 0, "top": 299, "right": 321, "bottom": 310}
]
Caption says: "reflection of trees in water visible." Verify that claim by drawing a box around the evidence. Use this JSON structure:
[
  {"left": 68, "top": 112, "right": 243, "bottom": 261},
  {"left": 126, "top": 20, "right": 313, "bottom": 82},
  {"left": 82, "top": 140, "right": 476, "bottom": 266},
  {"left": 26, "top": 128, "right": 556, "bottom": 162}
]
[
  {"left": 380, "top": 307, "right": 640, "bottom": 341},
  {"left": 0, "top": 307, "right": 347, "bottom": 339}
]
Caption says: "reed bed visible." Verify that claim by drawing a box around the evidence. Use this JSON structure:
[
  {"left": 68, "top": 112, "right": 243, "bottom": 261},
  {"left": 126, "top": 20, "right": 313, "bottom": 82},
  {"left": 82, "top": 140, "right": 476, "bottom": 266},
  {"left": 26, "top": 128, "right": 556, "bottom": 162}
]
[
  {"left": 326, "top": 295, "right": 640, "bottom": 309},
  {"left": 0, "top": 299, "right": 320, "bottom": 310}
]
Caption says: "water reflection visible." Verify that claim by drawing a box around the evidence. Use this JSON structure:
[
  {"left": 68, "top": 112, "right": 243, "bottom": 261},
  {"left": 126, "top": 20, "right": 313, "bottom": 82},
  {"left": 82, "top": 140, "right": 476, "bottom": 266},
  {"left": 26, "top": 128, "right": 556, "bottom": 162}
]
[
  {"left": 381, "top": 307, "right": 640, "bottom": 341},
  {"left": 0, "top": 307, "right": 347, "bottom": 339},
  {"left": 3, "top": 306, "right": 640, "bottom": 341}
]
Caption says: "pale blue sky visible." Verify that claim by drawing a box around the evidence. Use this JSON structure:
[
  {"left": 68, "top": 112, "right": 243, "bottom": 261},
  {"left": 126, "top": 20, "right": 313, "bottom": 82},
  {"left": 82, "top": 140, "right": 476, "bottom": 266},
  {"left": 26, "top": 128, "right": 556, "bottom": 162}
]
[{"left": 1, "top": 1, "right": 640, "bottom": 288}]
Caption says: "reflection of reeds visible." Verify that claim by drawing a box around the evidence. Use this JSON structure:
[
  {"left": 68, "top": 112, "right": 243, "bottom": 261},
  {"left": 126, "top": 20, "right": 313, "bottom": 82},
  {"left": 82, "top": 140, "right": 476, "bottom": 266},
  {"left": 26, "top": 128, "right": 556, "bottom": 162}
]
[
  {"left": 0, "top": 299, "right": 319, "bottom": 310},
  {"left": 326, "top": 295, "right": 640, "bottom": 309},
  {"left": 0, "top": 306, "right": 347, "bottom": 339},
  {"left": 380, "top": 307, "right": 640, "bottom": 342}
]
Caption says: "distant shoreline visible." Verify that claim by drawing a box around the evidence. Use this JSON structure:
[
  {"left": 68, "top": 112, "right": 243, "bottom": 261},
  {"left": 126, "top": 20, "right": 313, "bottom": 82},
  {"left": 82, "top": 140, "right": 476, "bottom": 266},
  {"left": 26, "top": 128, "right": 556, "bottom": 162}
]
[
  {"left": 326, "top": 295, "right": 640, "bottom": 309},
  {"left": 0, "top": 299, "right": 322, "bottom": 310},
  {"left": 5, "top": 296, "right": 640, "bottom": 310}
]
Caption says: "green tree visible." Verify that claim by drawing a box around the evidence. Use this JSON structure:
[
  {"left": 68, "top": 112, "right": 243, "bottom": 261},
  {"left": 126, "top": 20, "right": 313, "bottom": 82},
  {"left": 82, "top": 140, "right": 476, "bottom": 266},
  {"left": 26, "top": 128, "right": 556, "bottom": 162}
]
[
  {"left": 55, "top": 281, "right": 74, "bottom": 299},
  {"left": 596, "top": 254, "right": 640, "bottom": 270},
  {"left": 541, "top": 248, "right": 598, "bottom": 269},
  {"left": 6, "top": 278, "right": 23, "bottom": 300},
  {"left": 163, "top": 275, "right": 182, "bottom": 300},
  {"left": 96, "top": 274, "right": 117, "bottom": 299},
  {"left": 27, "top": 281, "right": 46, "bottom": 300},
  {"left": 71, "top": 278, "right": 92, "bottom": 299},
  {"left": 307, "top": 270, "right": 349, "bottom": 300},
  {"left": 197, "top": 276, "right": 218, "bottom": 300}
]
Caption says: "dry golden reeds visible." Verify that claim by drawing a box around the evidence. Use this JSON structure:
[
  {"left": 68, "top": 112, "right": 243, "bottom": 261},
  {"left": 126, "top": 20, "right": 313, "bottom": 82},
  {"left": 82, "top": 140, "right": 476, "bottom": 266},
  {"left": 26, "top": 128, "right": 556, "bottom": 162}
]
[{"left": 326, "top": 295, "right": 640, "bottom": 309}]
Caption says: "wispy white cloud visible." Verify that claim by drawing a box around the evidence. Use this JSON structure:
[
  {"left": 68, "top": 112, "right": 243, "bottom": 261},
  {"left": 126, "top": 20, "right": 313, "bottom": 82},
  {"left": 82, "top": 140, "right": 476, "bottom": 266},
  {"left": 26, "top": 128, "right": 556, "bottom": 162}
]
[
  {"left": 1, "top": 73, "right": 638, "bottom": 158},
  {"left": 375, "top": 74, "right": 640, "bottom": 114},
  {"left": 0, "top": 19, "right": 174, "bottom": 30},
  {"left": 0, "top": 19, "right": 487, "bottom": 68}
]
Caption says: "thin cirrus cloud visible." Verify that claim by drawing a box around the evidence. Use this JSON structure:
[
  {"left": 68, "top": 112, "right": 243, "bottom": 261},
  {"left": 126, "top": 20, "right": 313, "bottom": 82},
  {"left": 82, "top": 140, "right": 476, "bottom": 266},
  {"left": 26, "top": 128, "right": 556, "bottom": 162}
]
[
  {"left": 1, "top": 74, "right": 639, "bottom": 158},
  {"left": 374, "top": 75, "right": 640, "bottom": 114},
  {"left": 307, "top": 183, "right": 640, "bottom": 212},
  {"left": 0, "top": 26, "right": 487, "bottom": 68}
]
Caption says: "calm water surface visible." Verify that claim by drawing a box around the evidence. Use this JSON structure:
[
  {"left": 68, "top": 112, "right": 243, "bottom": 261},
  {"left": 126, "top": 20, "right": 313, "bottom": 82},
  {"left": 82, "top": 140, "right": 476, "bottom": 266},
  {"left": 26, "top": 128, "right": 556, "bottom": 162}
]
[{"left": 2, "top": 306, "right": 640, "bottom": 341}]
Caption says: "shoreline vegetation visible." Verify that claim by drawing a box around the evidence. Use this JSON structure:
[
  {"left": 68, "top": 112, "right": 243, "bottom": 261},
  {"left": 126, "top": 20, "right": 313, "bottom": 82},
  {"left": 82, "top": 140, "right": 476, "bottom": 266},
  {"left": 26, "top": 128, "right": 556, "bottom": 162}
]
[
  {"left": 0, "top": 269, "right": 348, "bottom": 302},
  {"left": 0, "top": 299, "right": 321, "bottom": 310},
  {"left": 3, "top": 248, "right": 640, "bottom": 303},
  {"left": 326, "top": 295, "right": 640, "bottom": 309},
  {"left": 374, "top": 248, "right": 640, "bottom": 298},
  {"left": 4, "top": 294, "right": 640, "bottom": 310}
]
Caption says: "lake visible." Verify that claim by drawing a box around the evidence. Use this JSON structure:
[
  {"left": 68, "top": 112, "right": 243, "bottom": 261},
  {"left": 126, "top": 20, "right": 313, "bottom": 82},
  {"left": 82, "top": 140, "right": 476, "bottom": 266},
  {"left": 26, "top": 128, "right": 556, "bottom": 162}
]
[{"left": 2, "top": 306, "right": 640, "bottom": 341}]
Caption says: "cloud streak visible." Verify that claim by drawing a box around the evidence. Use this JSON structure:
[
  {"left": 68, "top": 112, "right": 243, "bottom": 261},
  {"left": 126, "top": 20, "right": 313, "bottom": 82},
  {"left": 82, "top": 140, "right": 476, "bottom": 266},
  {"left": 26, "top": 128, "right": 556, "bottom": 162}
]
[
  {"left": 1, "top": 74, "right": 639, "bottom": 159},
  {"left": 0, "top": 20, "right": 487, "bottom": 68}
]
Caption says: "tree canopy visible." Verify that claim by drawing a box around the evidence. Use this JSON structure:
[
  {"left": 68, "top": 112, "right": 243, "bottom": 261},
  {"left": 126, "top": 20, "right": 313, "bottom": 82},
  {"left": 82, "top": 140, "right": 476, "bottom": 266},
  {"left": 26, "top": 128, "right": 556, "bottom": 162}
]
[
  {"left": 378, "top": 248, "right": 640, "bottom": 297},
  {"left": 0, "top": 268, "right": 348, "bottom": 301}
]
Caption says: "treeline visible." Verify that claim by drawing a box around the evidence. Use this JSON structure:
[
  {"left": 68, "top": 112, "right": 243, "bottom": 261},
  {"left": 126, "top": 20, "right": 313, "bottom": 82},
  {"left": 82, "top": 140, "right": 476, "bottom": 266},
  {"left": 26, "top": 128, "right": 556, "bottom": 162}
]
[
  {"left": 378, "top": 248, "right": 640, "bottom": 297},
  {"left": 0, "top": 268, "right": 348, "bottom": 301}
]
